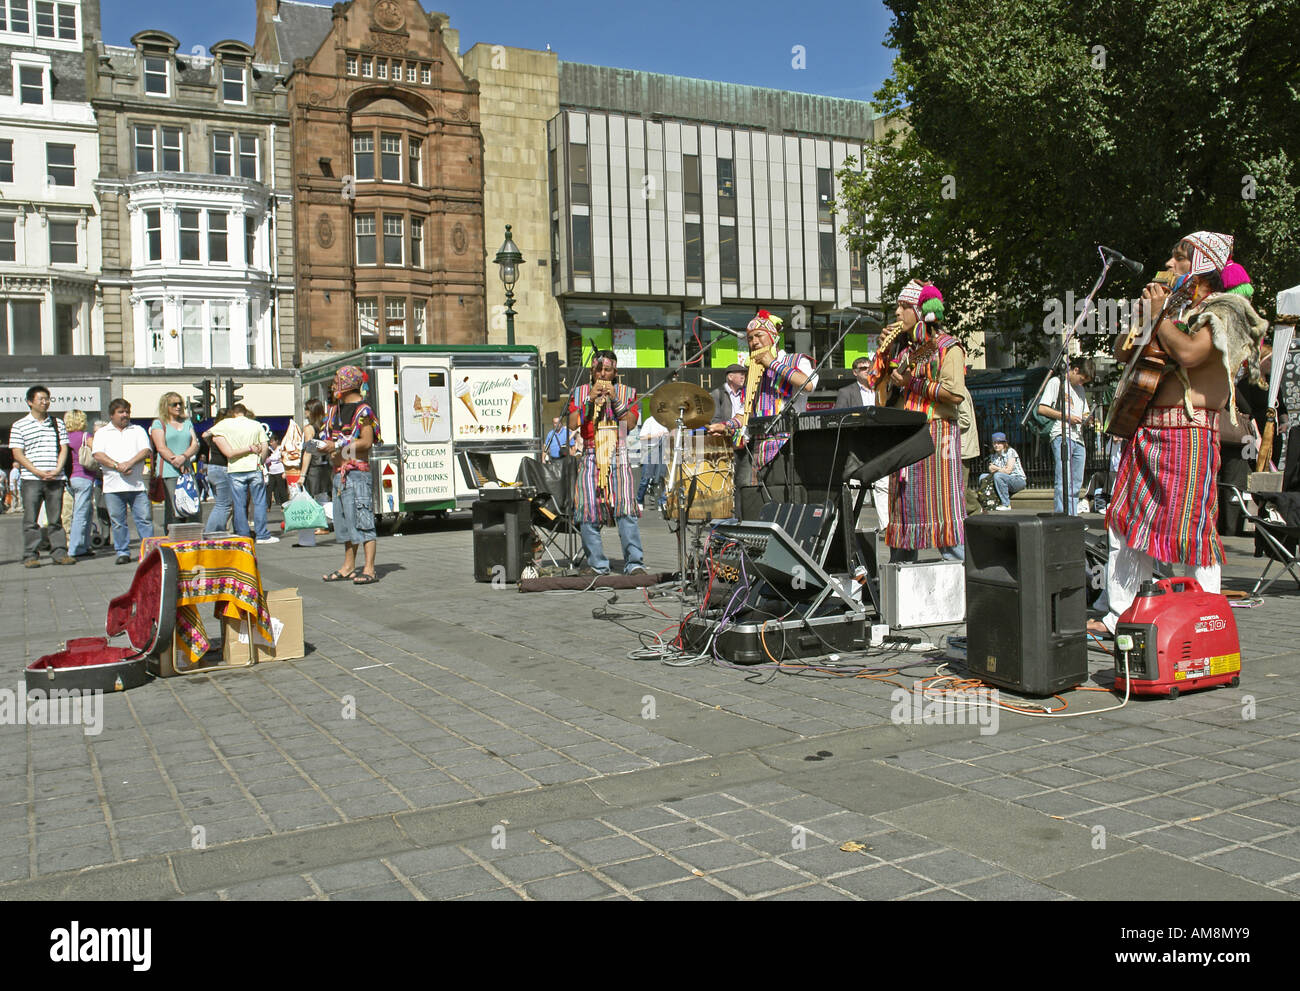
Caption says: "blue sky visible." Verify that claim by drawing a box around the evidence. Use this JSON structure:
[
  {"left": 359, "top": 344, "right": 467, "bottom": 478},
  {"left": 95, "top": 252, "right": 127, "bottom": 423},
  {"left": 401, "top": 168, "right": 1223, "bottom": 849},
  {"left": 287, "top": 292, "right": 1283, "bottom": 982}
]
[{"left": 100, "top": 0, "right": 897, "bottom": 103}]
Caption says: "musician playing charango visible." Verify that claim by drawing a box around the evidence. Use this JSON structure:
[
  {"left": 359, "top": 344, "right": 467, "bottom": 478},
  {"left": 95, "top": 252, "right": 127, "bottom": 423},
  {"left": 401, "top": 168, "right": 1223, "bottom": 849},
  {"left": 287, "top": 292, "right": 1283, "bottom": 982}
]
[
  {"left": 706, "top": 309, "right": 817, "bottom": 519},
  {"left": 568, "top": 350, "right": 648, "bottom": 576},
  {"left": 1088, "top": 231, "right": 1268, "bottom": 638},
  {"left": 872, "top": 280, "right": 967, "bottom": 561}
]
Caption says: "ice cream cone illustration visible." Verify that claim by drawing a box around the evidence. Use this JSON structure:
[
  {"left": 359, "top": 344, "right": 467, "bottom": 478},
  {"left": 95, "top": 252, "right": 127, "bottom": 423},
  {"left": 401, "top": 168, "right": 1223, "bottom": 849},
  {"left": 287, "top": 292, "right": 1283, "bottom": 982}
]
[
  {"left": 508, "top": 373, "right": 526, "bottom": 423},
  {"left": 413, "top": 392, "right": 437, "bottom": 433},
  {"left": 455, "top": 376, "right": 478, "bottom": 423}
]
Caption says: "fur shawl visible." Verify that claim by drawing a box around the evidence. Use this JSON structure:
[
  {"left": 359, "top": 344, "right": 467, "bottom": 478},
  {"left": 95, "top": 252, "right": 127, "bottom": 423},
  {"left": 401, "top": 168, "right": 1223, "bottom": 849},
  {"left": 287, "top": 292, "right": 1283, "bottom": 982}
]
[{"left": 1177, "top": 292, "right": 1269, "bottom": 425}]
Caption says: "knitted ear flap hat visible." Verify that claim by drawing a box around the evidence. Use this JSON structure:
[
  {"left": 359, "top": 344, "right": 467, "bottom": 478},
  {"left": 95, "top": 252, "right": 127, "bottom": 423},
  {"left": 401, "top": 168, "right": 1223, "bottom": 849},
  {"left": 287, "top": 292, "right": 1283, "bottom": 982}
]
[
  {"left": 746, "top": 309, "right": 783, "bottom": 349},
  {"left": 1182, "top": 231, "right": 1234, "bottom": 277}
]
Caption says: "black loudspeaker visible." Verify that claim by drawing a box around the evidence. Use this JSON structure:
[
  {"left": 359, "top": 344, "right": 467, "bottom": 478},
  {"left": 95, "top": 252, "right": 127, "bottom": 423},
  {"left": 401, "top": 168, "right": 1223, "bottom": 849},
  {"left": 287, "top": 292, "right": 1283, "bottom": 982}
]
[
  {"left": 964, "top": 513, "right": 1087, "bottom": 696},
  {"left": 472, "top": 492, "right": 533, "bottom": 583},
  {"left": 544, "top": 351, "right": 561, "bottom": 402}
]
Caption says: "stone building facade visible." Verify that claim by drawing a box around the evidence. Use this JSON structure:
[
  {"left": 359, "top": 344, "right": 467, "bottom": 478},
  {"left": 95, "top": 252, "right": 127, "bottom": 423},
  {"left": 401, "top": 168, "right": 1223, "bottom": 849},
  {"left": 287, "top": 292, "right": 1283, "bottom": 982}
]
[
  {"left": 254, "top": 0, "right": 485, "bottom": 364},
  {"left": 91, "top": 28, "right": 296, "bottom": 404},
  {"left": 0, "top": 0, "right": 103, "bottom": 374},
  {"left": 461, "top": 44, "right": 561, "bottom": 355}
]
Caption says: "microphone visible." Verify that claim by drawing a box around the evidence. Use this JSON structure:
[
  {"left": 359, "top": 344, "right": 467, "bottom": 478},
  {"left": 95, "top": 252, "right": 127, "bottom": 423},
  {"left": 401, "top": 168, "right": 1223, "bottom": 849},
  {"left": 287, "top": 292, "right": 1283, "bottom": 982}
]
[
  {"left": 1099, "top": 245, "right": 1144, "bottom": 277},
  {"left": 695, "top": 315, "right": 746, "bottom": 338}
]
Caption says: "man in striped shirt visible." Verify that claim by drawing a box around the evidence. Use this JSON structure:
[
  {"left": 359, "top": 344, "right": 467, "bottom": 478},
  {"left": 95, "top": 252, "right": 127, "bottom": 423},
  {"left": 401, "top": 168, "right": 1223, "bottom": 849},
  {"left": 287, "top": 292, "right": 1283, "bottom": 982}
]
[{"left": 9, "top": 384, "right": 74, "bottom": 567}]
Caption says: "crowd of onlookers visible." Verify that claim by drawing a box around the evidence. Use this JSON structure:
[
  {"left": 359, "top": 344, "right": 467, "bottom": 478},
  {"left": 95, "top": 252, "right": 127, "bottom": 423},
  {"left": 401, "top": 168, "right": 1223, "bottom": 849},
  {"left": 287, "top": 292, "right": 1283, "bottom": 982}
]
[
  {"left": 4, "top": 384, "right": 319, "bottom": 567},
  {"left": 6, "top": 367, "right": 379, "bottom": 588}
]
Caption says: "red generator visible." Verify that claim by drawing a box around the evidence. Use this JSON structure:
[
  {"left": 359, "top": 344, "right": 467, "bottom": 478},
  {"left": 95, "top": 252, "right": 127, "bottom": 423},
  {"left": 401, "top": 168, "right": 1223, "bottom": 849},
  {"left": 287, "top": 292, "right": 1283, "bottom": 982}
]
[{"left": 1113, "top": 578, "right": 1241, "bottom": 698}]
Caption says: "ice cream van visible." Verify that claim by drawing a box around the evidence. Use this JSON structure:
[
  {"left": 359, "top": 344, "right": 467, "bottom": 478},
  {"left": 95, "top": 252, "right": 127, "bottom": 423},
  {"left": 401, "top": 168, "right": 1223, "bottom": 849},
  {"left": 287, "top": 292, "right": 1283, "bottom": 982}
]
[{"left": 300, "top": 345, "right": 542, "bottom": 526}]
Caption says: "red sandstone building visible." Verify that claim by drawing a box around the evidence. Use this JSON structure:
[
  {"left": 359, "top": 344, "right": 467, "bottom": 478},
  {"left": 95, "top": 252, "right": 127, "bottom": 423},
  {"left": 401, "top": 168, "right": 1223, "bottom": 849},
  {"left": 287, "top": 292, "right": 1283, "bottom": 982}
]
[{"left": 253, "top": 0, "right": 485, "bottom": 360}]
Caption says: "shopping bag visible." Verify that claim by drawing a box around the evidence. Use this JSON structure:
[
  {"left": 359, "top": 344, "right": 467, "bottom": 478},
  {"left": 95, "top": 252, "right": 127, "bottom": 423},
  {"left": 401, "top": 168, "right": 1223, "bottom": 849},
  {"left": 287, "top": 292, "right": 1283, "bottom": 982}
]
[
  {"left": 174, "top": 470, "right": 200, "bottom": 517},
  {"left": 281, "top": 491, "right": 328, "bottom": 531}
]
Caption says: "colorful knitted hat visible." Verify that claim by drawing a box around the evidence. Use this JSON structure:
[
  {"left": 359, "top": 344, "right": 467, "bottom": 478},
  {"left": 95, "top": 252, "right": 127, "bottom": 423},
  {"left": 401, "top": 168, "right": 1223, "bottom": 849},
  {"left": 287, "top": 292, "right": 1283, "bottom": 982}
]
[
  {"left": 897, "top": 279, "right": 925, "bottom": 308},
  {"left": 1222, "top": 262, "right": 1254, "bottom": 298},
  {"left": 1182, "top": 231, "right": 1234, "bottom": 277},
  {"left": 746, "top": 309, "right": 783, "bottom": 347},
  {"left": 334, "top": 365, "right": 368, "bottom": 399},
  {"left": 918, "top": 284, "right": 945, "bottom": 323}
]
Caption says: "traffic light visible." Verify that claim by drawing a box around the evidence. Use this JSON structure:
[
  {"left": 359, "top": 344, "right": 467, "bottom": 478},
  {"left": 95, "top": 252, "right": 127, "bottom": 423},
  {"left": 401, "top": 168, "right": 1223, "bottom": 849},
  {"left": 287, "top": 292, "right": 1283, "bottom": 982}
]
[
  {"left": 544, "top": 351, "right": 561, "bottom": 402},
  {"left": 192, "top": 379, "right": 213, "bottom": 420},
  {"left": 225, "top": 379, "right": 244, "bottom": 409}
]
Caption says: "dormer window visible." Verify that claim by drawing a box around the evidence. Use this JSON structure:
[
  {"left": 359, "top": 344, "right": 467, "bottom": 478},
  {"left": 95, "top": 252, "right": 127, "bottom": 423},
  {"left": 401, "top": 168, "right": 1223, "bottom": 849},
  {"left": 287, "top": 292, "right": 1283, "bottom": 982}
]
[
  {"left": 19, "top": 64, "right": 44, "bottom": 104},
  {"left": 144, "top": 55, "right": 169, "bottom": 95},
  {"left": 222, "top": 62, "right": 246, "bottom": 104}
]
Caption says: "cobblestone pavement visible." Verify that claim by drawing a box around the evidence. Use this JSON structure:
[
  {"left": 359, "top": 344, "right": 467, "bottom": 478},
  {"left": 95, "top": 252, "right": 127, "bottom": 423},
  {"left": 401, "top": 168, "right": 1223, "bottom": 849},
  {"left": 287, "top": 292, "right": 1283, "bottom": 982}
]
[{"left": 0, "top": 503, "right": 1297, "bottom": 900}]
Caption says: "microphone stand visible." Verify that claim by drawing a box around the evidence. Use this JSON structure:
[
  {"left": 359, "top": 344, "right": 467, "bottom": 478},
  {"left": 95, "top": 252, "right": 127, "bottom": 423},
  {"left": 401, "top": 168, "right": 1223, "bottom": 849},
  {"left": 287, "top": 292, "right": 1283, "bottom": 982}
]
[{"left": 1020, "top": 248, "right": 1118, "bottom": 516}]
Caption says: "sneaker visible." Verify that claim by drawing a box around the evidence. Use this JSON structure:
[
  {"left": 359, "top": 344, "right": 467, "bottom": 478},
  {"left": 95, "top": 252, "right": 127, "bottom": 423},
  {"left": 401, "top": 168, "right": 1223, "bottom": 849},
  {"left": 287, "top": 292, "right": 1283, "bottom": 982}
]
[
  {"left": 23, "top": 559, "right": 40, "bottom": 569},
  {"left": 116, "top": 555, "right": 132, "bottom": 565},
  {"left": 995, "top": 505, "right": 1012, "bottom": 511},
  {"left": 577, "top": 567, "right": 609, "bottom": 577},
  {"left": 256, "top": 536, "right": 280, "bottom": 544},
  {"left": 53, "top": 555, "right": 77, "bottom": 566},
  {"left": 626, "top": 564, "right": 648, "bottom": 575}
]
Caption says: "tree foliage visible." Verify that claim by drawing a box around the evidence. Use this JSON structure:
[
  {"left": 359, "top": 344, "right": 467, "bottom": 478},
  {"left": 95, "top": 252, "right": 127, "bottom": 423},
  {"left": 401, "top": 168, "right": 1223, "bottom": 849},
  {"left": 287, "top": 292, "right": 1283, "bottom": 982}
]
[{"left": 837, "top": 0, "right": 1300, "bottom": 359}]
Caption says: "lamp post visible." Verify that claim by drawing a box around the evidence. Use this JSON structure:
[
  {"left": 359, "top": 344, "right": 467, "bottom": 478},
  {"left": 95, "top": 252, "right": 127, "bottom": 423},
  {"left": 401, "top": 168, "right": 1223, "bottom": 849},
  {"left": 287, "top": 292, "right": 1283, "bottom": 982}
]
[{"left": 493, "top": 225, "right": 523, "bottom": 346}]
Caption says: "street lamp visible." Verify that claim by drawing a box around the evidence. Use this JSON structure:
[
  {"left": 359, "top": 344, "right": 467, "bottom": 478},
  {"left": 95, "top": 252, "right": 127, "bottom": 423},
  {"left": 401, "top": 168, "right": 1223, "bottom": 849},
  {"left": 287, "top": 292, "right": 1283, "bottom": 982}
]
[{"left": 493, "top": 225, "right": 523, "bottom": 346}]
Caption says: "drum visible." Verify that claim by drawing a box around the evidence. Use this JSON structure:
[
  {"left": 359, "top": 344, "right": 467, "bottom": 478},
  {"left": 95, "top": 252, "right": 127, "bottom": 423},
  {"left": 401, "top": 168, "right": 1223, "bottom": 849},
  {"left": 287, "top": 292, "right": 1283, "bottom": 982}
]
[{"left": 664, "top": 434, "right": 735, "bottom": 521}]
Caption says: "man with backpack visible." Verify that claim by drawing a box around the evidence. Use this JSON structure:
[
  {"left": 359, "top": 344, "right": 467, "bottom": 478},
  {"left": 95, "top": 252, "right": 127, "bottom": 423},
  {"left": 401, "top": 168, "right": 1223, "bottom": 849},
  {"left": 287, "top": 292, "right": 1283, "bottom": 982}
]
[
  {"left": 1036, "top": 359, "right": 1094, "bottom": 515},
  {"left": 9, "top": 385, "right": 74, "bottom": 567}
]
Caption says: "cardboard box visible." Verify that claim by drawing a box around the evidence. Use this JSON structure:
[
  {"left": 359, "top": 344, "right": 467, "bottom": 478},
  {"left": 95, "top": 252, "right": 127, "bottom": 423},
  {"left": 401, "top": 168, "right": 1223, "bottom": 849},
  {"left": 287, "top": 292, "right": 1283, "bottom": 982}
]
[{"left": 221, "top": 588, "right": 305, "bottom": 664}]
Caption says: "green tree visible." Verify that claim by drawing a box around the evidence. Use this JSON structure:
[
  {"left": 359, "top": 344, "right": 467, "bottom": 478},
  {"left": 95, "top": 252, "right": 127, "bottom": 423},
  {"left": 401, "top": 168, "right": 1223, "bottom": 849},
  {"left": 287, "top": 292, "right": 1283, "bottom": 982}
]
[{"left": 837, "top": 0, "right": 1300, "bottom": 360}]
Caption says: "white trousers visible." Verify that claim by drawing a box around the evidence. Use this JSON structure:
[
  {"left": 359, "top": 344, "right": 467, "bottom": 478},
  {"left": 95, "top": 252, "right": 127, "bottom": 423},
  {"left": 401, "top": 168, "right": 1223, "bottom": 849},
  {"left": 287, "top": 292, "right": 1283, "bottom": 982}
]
[
  {"left": 851, "top": 477, "right": 890, "bottom": 529},
  {"left": 1102, "top": 527, "right": 1221, "bottom": 632}
]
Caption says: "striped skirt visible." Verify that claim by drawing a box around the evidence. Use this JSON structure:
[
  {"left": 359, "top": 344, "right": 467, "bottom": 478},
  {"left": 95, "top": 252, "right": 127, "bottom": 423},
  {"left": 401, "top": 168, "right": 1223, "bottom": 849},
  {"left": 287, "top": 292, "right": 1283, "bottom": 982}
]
[
  {"left": 1107, "top": 405, "right": 1222, "bottom": 567},
  {"left": 886, "top": 418, "right": 966, "bottom": 549},
  {"left": 573, "top": 446, "right": 640, "bottom": 524}
]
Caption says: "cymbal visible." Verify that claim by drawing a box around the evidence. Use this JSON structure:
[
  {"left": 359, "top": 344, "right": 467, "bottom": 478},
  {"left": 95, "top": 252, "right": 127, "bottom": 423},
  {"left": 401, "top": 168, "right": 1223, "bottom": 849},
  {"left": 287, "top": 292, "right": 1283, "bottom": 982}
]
[{"left": 651, "top": 382, "right": 714, "bottom": 429}]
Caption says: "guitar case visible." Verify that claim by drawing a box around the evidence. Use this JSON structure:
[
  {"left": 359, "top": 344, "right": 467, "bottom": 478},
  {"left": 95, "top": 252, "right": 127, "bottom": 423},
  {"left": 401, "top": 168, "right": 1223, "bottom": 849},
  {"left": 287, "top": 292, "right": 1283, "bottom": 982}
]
[{"left": 25, "top": 546, "right": 179, "bottom": 694}]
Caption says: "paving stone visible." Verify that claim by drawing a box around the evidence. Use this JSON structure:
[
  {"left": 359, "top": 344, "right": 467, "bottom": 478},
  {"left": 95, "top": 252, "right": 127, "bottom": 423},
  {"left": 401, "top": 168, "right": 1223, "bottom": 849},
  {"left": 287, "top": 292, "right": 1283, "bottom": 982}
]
[
  {"left": 1232, "top": 800, "right": 1300, "bottom": 828},
  {"left": 564, "top": 834, "right": 652, "bottom": 866},
  {"left": 708, "top": 860, "right": 809, "bottom": 897},
  {"left": 1136, "top": 826, "right": 1234, "bottom": 859},
  {"left": 223, "top": 875, "right": 320, "bottom": 900},
  {"left": 636, "top": 878, "right": 735, "bottom": 901},
  {"left": 829, "top": 864, "right": 933, "bottom": 900},
  {"left": 903, "top": 849, "right": 1002, "bottom": 885},
  {"left": 1196, "top": 847, "right": 1300, "bottom": 885},
  {"left": 525, "top": 871, "right": 618, "bottom": 901},
  {"left": 599, "top": 856, "right": 693, "bottom": 890},
  {"left": 535, "top": 819, "right": 618, "bottom": 845},
  {"left": 489, "top": 852, "right": 580, "bottom": 883},
  {"left": 954, "top": 873, "right": 1072, "bottom": 900},
  {"left": 850, "top": 829, "right": 942, "bottom": 863}
]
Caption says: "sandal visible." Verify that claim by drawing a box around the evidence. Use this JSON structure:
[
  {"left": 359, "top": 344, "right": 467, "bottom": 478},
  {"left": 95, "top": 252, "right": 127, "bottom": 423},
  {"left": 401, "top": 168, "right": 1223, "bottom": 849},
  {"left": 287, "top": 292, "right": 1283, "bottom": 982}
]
[
  {"left": 322, "top": 570, "right": 355, "bottom": 582},
  {"left": 352, "top": 573, "right": 378, "bottom": 585}
]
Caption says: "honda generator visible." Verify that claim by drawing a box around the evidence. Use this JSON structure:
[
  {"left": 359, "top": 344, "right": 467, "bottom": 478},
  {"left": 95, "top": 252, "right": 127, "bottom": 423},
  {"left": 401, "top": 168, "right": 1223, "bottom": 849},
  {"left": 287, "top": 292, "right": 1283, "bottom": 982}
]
[{"left": 1113, "top": 578, "right": 1241, "bottom": 698}]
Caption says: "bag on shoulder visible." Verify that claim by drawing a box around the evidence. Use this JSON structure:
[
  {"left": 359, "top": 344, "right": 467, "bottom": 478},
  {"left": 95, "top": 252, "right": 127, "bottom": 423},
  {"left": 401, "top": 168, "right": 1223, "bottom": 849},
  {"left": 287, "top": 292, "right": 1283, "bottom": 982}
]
[
  {"left": 1027, "top": 377, "right": 1061, "bottom": 439},
  {"left": 78, "top": 433, "right": 100, "bottom": 473}
]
